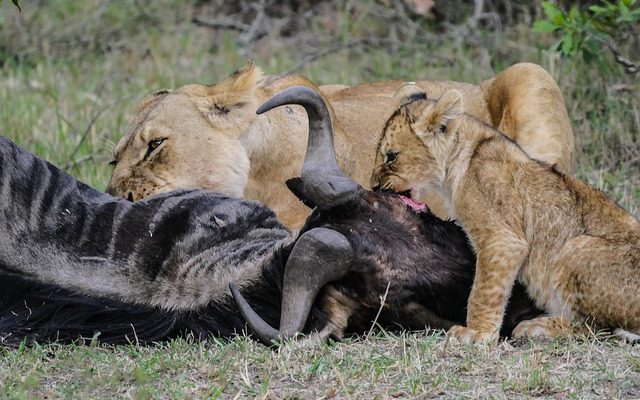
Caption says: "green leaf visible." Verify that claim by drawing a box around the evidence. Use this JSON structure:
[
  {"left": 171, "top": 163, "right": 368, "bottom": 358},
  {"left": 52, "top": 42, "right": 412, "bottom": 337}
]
[
  {"left": 583, "top": 38, "right": 601, "bottom": 55},
  {"left": 568, "top": 5, "right": 580, "bottom": 21},
  {"left": 542, "top": 2, "right": 565, "bottom": 25},
  {"left": 561, "top": 35, "right": 574, "bottom": 55},
  {"left": 589, "top": 5, "right": 608, "bottom": 14},
  {"left": 620, "top": 2, "right": 630, "bottom": 17},
  {"left": 533, "top": 20, "right": 559, "bottom": 33}
]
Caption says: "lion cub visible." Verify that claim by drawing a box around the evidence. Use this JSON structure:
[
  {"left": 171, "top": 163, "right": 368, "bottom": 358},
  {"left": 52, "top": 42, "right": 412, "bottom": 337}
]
[{"left": 371, "top": 86, "right": 640, "bottom": 344}]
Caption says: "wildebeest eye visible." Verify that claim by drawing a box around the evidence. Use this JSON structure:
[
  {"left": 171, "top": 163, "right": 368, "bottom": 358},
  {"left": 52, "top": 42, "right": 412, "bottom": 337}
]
[
  {"left": 385, "top": 151, "right": 398, "bottom": 164},
  {"left": 144, "top": 138, "right": 165, "bottom": 160}
]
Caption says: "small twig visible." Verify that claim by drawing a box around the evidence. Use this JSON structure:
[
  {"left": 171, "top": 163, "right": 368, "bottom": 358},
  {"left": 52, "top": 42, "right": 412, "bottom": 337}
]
[
  {"left": 608, "top": 44, "right": 639, "bottom": 75},
  {"left": 284, "top": 40, "right": 364, "bottom": 74},
  {"left": 364, "top": 280, "right": 391, "bottom": 341},
  {"left": 192, "top": 16, "right": 249, "bottom": 32},
  {"left": 61, "top": 153, "right": 104, "bottom": 170},
  {"left": 242, "top": 0, "right": 268, "bottom": 45},
  {"left": 67, "top": 95, "right": 136, "bottom": 163}
]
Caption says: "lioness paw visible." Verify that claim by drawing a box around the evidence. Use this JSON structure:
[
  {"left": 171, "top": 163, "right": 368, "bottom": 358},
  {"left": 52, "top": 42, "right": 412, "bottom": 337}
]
[{"left": 447, "top": 325, "right": 498, "bottom": 345}]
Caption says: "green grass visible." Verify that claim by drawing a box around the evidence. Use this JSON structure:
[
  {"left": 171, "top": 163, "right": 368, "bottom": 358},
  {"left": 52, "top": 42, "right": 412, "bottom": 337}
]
[
  {"left": 2, "top": 332, "right": 640, "bottom": 399},
  {"left": 0, "top": 1, "right": 639, "bottom": 398}
]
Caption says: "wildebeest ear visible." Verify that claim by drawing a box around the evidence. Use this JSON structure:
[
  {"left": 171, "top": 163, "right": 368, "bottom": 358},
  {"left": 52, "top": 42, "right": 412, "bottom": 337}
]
[{"left": 286, "top": 177, "right": 316, "bottom": 209}]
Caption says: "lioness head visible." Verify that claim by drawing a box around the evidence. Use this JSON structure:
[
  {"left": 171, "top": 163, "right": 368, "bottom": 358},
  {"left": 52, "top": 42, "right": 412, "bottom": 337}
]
[
  {"left": 107, "top": 63, "right": 264, "bottom": 200},
  {"left": 371, "top": 85, "right": 463, "bottom": 202}
]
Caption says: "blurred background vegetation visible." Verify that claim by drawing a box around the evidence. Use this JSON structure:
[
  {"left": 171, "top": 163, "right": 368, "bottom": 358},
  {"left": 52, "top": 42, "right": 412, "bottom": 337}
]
[{"left": 0, "top": 0, "right": 638, "bottom": 213}]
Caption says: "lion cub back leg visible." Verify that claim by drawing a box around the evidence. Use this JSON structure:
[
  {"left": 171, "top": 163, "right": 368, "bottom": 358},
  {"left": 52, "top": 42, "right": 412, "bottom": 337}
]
[
  {"left": 512, "top": 316, "right": 573, "bottom": 339},
  {"left": 555, "top": 235, "right": 640, "bottom": 335}
]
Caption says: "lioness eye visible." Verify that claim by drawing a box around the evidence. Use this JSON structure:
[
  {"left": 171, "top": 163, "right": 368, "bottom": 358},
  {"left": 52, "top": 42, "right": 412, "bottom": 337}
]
[
  {"left": 385, "top": 151, "right": 398, "bottom": 164},
  {"left": 215, "top": 104, "right": 230, "bottom": 114},
  {"left": 144, "top": 138, "right": 165, "bottom": 160}
]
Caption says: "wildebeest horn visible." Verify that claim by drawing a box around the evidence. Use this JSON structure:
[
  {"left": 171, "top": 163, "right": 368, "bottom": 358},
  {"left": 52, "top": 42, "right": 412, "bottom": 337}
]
[
  {"left": 230, "top": 227, "right": 353, "bottom": 345},
  {"left": 256, "top": 86, "right": 363, "bottom": 209}
]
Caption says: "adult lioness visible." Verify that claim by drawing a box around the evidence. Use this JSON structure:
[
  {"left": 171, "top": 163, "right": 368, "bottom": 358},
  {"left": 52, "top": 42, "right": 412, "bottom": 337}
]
[{"left": 107, "top": 62, "right": 574, "bottom": 229}]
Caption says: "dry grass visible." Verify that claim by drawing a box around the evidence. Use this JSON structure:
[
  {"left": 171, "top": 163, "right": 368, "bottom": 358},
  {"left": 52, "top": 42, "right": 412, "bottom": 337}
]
[{"left": 0, "top": 1, "right": 639, "bottom": 398}]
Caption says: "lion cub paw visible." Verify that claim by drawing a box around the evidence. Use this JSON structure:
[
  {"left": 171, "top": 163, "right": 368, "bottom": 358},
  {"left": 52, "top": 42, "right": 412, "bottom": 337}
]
[
  {"left": 512, "top": 317, "right": 571, "bottom": 339},
  {"left": 447, "top": 325, "right": 498, "bottom": 345}
]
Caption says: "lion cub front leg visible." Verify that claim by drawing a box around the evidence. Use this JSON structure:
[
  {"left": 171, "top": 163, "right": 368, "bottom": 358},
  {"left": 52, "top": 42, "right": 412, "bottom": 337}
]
[{"left": 449, "top": 231, "right": 528, "bottom": 344}]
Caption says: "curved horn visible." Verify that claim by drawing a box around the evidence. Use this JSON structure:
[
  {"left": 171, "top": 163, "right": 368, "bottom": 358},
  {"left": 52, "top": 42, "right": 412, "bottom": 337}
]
[
  {"left": 257, "top": 86, "right": 363, "bottom": 210},
  {"left": 230, "top": 227, "right": 353, "bottom": 345}
]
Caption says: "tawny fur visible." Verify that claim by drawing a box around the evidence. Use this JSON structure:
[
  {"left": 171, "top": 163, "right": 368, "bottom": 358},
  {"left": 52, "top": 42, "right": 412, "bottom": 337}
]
[
  {"left": 371, "top": 87, "right": 640, "bottom": 344},
  {"left": 107, "top": 62, "right": 574, "bottom": 229}
]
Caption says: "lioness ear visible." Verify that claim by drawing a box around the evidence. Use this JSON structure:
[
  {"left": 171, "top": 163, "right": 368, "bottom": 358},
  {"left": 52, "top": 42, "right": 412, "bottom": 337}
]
[
  {"left": 393, "top": 83, "right": 427, "bottom": 108},
  {"left": 186, "top": 62, "right": 263, "bottom": 122},
  {"left": 286, "top": 178, "right": 316, "bottom": 209},
  {"left": 414, "top": 89, "right": 463, "bottom": 138},
  {"left": 205, "top": 62, "right": 264, "bottom": 112}
]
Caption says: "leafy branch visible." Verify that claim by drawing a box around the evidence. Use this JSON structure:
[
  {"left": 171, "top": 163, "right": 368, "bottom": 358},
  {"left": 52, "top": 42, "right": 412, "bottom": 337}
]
[{"left": 534, "top": 0, "right": 639, "bottom": 74}]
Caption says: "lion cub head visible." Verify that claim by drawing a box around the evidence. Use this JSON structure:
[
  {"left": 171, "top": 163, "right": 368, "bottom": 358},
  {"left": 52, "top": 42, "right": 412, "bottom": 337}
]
[
  {"left": 107, "top": 63, "right": 263, "bottom": 201},
  {"left": 371, "top": 85, "right": 464, "bottom": 205}
]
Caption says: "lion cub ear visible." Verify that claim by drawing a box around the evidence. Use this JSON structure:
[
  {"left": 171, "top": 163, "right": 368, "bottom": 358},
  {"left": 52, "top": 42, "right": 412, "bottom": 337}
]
[{"left": 414, "top": 89, "right": 463, "bottom": 139}]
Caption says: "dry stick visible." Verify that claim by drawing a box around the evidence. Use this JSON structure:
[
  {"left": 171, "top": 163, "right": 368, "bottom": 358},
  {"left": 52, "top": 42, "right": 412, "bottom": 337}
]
[
  {"left": 192, "top": 16, "right": 249, "bottom": 32},
  {"left": 243, "top": 0, "right": 267, "bottom": 45},
  {"left": 67, "top": 100, "right": 117, "bottom": 160},
  {"left": 607, "top": 43, "right": 639, "bottom": 74},
  {"left": 283, "top": 38, "right": 399, "bottom": 75},
  {"left": 61, "top": 154, "right": 111, "bottom": 170},
  {"left": 66, "top": 95, "right": 137, "bottom": 169},
  {"left": 364, "top": 280, "right": 391, "bottom": 341}
]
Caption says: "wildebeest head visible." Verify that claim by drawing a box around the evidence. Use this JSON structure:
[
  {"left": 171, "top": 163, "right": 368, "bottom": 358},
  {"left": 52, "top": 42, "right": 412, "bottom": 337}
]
[{"left": 230, "top": 86, "right": 363, "bottom": 343}]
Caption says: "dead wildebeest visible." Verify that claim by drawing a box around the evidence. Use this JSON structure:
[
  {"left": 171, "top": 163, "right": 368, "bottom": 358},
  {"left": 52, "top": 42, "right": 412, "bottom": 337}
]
[{"left": 0, "top": 87, "right": 540, "bottom": 346}]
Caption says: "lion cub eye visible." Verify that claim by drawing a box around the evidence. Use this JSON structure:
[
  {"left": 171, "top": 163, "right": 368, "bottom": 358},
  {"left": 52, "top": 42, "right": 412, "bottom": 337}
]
[
  {"left": 385, "top": 151, "right": 398, "bottom": 164},
  {"left": 144, "top": 138, "right": 166, "bottom": 160},
  {"left": 439, "top": 124, "right": 447, "bottom": 133}
]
